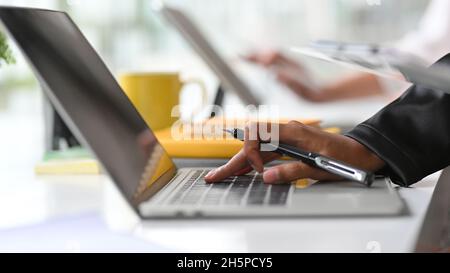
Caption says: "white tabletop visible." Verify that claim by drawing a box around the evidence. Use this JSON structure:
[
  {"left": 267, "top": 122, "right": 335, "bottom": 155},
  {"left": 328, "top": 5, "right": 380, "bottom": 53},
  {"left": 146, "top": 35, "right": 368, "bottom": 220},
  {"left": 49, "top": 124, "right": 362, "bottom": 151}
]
[
  {"left": 134, "top": 173, "right": 439, "bottom": 253},
  {"left": 0, "top": 170, "right": 438, "bottom": 253}
]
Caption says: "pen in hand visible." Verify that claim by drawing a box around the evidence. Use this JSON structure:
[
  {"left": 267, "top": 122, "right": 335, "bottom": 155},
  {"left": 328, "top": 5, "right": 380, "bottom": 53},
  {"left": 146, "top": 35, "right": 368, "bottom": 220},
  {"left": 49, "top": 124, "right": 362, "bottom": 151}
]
[{"left": 225, "top": 128, "right": 375, "bottom": 187}]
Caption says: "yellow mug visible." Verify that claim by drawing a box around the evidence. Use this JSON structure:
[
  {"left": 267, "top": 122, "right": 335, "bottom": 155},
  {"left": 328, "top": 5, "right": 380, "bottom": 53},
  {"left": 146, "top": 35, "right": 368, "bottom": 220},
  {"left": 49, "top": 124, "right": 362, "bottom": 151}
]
[{"left": 119, "top": 72, "right": 207, "bottom": 131}]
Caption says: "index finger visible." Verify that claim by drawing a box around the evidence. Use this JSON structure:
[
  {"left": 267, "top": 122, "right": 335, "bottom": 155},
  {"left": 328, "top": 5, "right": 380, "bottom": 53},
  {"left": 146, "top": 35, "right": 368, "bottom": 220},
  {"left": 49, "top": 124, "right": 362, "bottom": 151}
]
[
  {"left": 204, "top": 150, "right": 281, "bottom": 183},
  {"left": 204, "top": 149, "right": 248, "bottom": 183},
  {"left": 244, "top": 124, "right": 264, "bottom": 173}
]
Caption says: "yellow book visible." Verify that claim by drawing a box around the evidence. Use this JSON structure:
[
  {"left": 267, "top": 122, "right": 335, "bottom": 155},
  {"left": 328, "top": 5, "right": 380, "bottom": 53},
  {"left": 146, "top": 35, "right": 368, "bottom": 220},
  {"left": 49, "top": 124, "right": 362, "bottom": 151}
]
[
  {"left": 154, "top": 118, "right": 337, "bottom": 159},
  {"left": 34, "top": 119, "right": 341, "bottom": 175}
]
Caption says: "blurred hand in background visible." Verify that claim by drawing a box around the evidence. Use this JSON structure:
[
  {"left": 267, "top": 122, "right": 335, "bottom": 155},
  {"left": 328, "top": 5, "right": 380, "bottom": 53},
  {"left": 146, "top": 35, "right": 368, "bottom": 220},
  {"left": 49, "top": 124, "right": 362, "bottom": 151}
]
[{"left": 243, "top": 50, "right": 384, "bottom": 103}]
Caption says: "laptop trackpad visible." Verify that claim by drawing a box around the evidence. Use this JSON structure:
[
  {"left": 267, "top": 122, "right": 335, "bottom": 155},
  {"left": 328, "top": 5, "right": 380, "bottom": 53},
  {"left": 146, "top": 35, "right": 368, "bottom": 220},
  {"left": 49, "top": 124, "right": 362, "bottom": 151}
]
[{"left": 290, "top": 179, "right": 407, "bottom": 216}]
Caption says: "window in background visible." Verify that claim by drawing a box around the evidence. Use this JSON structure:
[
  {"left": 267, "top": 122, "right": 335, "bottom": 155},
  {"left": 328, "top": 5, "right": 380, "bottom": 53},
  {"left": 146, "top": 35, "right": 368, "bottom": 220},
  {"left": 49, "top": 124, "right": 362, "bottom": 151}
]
[{"left": 0, "top": 0, "right": 430, "bottom": 107}]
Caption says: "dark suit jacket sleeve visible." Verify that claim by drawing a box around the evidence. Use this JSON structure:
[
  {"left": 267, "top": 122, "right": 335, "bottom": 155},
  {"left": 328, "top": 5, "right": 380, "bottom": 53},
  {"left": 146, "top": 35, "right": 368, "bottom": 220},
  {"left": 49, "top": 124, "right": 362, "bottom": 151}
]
[{"left": 346, "top": 53, "right": 450, "bottom": 187}]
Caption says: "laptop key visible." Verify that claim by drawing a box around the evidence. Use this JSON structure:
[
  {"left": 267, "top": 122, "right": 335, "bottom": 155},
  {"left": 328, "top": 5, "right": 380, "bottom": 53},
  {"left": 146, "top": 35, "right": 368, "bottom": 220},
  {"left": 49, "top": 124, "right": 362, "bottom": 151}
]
[
  {"left": 247, "top": 192, "right": 267, "bottom": 205},
  {"left": 246, "top": 182, "right": 269, "bottom": 205},
  {"left": 268, "top": 185, "right": 290, "bottom": 205},
  {"left": 201, "top": 183, "right": 231, "bottom": 205}
]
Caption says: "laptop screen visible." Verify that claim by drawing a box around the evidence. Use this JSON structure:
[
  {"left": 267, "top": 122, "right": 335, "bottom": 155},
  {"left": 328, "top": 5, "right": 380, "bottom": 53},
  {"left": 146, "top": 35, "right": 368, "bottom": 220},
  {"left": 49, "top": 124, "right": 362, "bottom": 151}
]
[{"left": 0, "top": 7, "right": 176, "bottom": 207}]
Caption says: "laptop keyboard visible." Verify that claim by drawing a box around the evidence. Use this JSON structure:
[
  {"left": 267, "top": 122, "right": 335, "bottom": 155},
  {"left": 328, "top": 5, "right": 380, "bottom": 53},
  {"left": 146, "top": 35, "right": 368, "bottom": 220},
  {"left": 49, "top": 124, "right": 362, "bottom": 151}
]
[{"left": 168, "top": 170, "right": 291, "bottom": 206}]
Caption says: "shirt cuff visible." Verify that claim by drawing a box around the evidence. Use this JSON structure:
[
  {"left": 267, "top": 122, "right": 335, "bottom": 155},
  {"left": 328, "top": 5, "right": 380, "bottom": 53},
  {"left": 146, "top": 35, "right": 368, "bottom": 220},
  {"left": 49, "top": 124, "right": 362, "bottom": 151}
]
[{"left": 345, "top": 123, "right": 421, "bottom": 187}]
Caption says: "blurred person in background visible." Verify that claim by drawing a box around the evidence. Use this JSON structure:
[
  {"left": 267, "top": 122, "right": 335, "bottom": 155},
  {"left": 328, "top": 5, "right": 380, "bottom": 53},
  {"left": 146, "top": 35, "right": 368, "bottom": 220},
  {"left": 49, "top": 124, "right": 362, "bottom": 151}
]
[{"left": 245, "top": 0, "right": 450, "bottom": 102}]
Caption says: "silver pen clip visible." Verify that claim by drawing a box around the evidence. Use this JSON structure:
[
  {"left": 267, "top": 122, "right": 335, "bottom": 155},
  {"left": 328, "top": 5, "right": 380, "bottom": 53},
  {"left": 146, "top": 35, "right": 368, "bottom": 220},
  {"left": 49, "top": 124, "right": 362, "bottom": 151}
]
[{"left": 314, "top": 156, "right": 373, "bottom": 187}]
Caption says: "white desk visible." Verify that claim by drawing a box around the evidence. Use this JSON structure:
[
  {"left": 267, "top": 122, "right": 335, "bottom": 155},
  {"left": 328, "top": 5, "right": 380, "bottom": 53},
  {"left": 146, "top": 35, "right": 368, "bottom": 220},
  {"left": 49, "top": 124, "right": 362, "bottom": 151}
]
[
  {"left": 127, "top": 173, "right": 440, "bottom": 253},
  {"left": 0, "top": 163, "right": 439, "bottom": 253}
]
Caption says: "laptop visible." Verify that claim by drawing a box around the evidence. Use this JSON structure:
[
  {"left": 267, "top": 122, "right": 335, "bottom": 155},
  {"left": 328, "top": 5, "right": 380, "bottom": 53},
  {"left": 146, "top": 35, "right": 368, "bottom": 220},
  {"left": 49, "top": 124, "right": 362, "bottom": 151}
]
[
  {"left": 0, "top": 7, "right": 406, "bottom": 218},
  {"left": 153, "top": 2, "right": 261, "bottom": 106}
]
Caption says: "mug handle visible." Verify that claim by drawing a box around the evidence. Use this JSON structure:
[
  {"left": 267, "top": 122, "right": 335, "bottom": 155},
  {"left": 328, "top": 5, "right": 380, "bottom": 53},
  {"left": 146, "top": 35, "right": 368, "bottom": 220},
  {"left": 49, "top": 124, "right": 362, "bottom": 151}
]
[{"left": 180, "top": 77, "right": 208, "bottom": 119}]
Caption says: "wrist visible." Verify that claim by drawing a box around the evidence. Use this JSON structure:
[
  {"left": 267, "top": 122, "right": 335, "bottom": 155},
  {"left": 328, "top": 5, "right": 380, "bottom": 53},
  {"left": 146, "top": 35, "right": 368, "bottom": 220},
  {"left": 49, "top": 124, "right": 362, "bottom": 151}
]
[{"left": 346, "top": 137, "right": 385, "bottom": 172}]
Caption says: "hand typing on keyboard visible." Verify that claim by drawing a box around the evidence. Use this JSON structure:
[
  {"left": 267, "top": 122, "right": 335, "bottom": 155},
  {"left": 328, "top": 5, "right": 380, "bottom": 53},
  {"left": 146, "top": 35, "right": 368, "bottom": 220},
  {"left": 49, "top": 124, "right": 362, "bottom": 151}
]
[
  {"left": 170, "top": 171, "right": 291, "bottom": 206},
  {"left": 204, "top": 121, "right": 385, "bottom": 184}
]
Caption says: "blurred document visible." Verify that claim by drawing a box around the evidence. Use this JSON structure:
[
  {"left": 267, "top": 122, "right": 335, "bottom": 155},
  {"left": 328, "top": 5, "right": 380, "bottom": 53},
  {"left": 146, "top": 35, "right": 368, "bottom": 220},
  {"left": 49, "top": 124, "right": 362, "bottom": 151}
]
[{"left": 291, "top": 40, "right": 450, "bottom": 94}]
